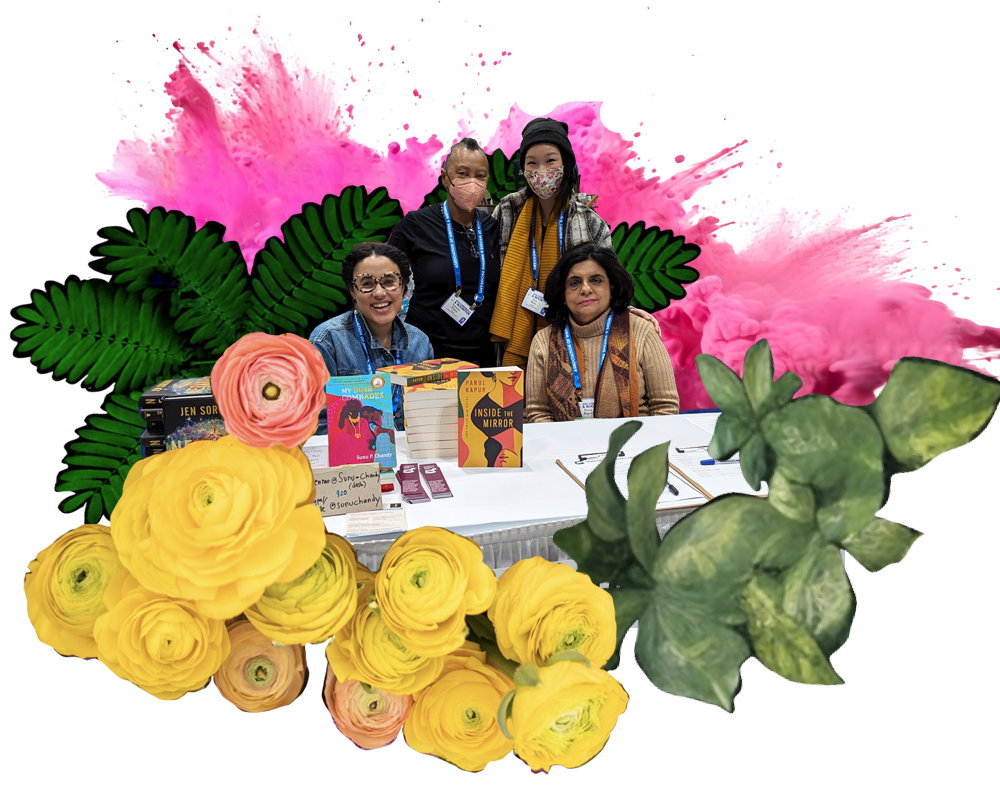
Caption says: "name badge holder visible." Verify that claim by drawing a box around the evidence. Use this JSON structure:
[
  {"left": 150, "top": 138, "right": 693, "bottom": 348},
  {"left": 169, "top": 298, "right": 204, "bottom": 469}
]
[
  {"left": 354, "top": 312, "right": 403, "bottom": 418},
  {"left": 440, "top": 201, "right": 486, "bottom": 326},
  {"left": 565, "top": 312, "right": 613, "bottom": 420},
  {"left": 521, "top": 207, "right": 564, "bottom": 317}
]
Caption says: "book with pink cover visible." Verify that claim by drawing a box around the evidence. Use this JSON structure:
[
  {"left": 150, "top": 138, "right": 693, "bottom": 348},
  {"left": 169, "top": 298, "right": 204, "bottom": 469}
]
[{"left": 325, "top": 373, "right": 396, "bottom": 468}]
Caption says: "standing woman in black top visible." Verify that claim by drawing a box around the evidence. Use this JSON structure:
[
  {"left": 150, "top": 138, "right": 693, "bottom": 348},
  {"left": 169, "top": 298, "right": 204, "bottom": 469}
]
[{"left": 387, "top": 138, "right": 501, "bottom": 368}]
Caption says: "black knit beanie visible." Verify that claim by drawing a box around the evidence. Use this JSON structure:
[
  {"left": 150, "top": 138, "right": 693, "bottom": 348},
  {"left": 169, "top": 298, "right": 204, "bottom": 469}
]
[{"left": 518, "top": 118, "right": 576, "bottom": 173}]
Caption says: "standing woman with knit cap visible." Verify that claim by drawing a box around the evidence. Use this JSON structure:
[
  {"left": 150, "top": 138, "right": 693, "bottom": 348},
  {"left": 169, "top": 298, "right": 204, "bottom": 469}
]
[{"left": 490, "top": 117, "right": 658, "bottom": 368}]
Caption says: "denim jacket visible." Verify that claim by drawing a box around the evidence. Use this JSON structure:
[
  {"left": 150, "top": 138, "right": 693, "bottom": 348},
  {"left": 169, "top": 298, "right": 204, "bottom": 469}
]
[{"left": 309, "top": 309, "right": 434, "bottom": 432}]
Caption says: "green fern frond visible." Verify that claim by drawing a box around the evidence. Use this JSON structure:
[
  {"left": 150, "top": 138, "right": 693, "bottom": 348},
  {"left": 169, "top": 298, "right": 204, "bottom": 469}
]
[
  {"left": 247, "top": 187, "right": 404, "bottom": 336},
  {"left": 55, "top": 390, "right": 146, "bottom": 523},
  {"left": 10, "top": 276, "right": 194, "bottom": 392},
  {"left": 611, "top": 222, "right": 701, "bottom": 312},
  {"left": 89, "top": 207, "right": 252, "bottom": 354}
]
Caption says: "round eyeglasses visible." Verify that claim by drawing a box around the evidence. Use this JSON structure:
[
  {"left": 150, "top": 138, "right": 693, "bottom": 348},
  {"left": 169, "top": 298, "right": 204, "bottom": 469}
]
[{"left": 353, "top": 272, "right": 402, "bottom": 294}]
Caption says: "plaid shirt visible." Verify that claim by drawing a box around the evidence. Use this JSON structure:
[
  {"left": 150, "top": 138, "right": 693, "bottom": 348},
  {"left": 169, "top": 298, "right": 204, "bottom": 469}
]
[{"left": 491, "top": 186, "right": 613, "bottom": 264}]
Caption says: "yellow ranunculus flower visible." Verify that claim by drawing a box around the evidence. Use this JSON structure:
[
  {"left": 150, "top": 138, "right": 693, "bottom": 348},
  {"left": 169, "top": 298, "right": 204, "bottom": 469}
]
[
  {"left": 111, "top": 435, "right": 326, "bottom": 619},
  {"left": 325, "top": 597, "right": 444, "bottom": 696},
  {"left": 93, "top": 571, "right": 230, "bottom": 700},
  {"left": 488, "top": 557, "right": 616, "bottom": 668},
  {"left": 404, "top": 653, "right": 514, "bottom": 771},
  {"left": 244, "top": 533, "right": 357, "bottom": 645},
  {"left": 24, "top": 524, "right": 123, "bottom": 658},
  {"left": 355, "top": 561, "right": 376, "bottom": 607},
  {"left": 375, "top": 527, "right": 497, "bottom": 657},
  {"left": 214, "top": 620, "right": 307, "bottom": 712},
  {"left": 510, "top": 659, "right": 629, "bottom": 773}
]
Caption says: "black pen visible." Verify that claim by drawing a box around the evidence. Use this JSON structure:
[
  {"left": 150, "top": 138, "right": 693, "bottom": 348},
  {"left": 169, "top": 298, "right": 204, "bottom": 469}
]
[{"left": 667, "top": 481, "right": 679, "bottom": 496}]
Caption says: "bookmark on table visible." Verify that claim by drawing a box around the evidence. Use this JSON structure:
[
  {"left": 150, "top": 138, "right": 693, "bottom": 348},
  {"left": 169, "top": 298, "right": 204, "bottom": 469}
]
[
  {"left": 418, "top": 463, "right": 454, "bottom": 499},
  {"left": 397, "top": 463, "right": 430, "bottom": 503}
]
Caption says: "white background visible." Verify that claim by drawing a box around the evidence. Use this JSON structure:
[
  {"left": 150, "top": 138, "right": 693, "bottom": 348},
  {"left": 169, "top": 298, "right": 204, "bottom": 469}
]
[{"left": 2, "top": 1, "right": 998, "bottom": 806}]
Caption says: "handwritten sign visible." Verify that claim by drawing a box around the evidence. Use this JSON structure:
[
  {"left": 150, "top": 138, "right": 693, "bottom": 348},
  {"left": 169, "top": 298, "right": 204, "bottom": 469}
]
[{"left": 312, "top": 463, "right": 382, "bottom": 516}]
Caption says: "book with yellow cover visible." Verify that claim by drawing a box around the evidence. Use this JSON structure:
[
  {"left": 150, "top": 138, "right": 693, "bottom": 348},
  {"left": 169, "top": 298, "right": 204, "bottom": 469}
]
[
  {"left": 379, "top": 358, "right": 478, "bottom": 387},
  {"left": 456, "top": 368, "right": 524, "bottom": 468}
]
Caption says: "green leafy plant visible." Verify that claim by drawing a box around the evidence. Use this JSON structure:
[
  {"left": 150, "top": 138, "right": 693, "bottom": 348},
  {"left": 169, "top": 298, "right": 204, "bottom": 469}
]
[
  {"left": 10, "top": 187, "right": 401, "bottom": 523},
  {"left": 421, "top": 147, "right": 521, "bottom": 208},
  {"left": 554, "top": 340, "right": 1000, "bottom": 710},
  {"left": 611, "top": 222, "right": 701, "bottom": 310}
]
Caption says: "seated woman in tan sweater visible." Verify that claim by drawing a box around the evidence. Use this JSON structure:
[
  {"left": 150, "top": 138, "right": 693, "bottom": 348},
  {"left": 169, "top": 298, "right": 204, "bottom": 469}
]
[{"left": 525, "top": 245, "right": 679, "bottom": 422}]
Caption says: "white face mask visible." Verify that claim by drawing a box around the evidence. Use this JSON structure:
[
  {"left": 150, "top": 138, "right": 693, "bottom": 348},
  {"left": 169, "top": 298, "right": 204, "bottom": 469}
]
[{"left": 524, "top": 166, "right": 564, "bottom": 200}]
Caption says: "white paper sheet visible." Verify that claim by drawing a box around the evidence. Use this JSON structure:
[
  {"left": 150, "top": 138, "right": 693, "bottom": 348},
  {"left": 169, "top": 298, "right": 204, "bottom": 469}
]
[
  {"left": 344, "top": 502, "right": 408, "bottom": 536},
  {"left": 669, "top": 449, "right": 769, "bottom": 497},
  {"left": 683, "top": 411, "right": 722, "bottom": 434}
]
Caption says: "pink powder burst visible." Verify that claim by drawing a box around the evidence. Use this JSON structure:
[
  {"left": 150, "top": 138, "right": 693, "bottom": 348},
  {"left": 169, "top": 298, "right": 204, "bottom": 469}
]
[{"left": 99, "top": 40, "right": 443, "bottom": 269}]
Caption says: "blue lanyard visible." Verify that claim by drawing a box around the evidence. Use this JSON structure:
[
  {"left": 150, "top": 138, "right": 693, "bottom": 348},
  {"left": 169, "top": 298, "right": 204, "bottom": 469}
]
[
  {"left": 564, "top": 313, "right": 613, "bottom": 391},
  {"left": 530, "top": 207, "right": 565, "bottom": 288},
  {"left": 442, "top": 202, "right": 486, "bottom": 307},
  {"left": 354, "top": 311, "right": 403, "bottom": 415}
]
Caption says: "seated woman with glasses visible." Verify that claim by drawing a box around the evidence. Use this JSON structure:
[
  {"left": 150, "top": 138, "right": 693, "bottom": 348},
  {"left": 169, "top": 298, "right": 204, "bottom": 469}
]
[
  {"left": 309, "top": 242, "right": 434, "bottom": 431},
  {"left": 525, "top": 244, "right": 679, "bottom": 422}
]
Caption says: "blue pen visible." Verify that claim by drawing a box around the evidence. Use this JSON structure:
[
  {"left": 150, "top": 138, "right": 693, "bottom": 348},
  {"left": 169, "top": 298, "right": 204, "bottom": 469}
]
[{"left": 700, "top": 459, "right": 741, "bottom": 465}]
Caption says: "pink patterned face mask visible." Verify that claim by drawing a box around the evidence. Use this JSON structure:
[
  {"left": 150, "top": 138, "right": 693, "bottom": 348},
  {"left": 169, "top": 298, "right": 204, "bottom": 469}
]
[{"left": 524, "top": 166, "right": 564, "bottom": 200}]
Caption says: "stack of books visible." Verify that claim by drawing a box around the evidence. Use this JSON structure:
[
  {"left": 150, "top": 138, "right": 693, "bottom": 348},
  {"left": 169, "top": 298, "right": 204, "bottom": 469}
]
[
  {"left": 379, "top": 359, "right": 479, "bottom": 460},
  {"left": 138, "top": 377, "right": 227, "bottom": 457},
  {"left": 403, "top": 380, "right": 461, "bottom": 459}
]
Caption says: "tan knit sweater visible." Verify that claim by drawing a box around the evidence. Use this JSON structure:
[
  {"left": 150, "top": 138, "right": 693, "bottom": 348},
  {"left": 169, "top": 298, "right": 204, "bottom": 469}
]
[{"left": 525, "top": 311, "right": 680, "bottom": 422}]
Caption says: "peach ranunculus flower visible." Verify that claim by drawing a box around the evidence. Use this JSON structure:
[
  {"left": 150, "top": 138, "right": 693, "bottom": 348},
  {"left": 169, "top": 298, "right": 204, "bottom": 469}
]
[
  {"left": 214, "top": 620, "right": 307, "bottom": 712},
  {"left": 488, "top": 557, "right": 616, "bottom": 668},
  {"left": 245, "top": 533, "right": 357, "bottom": 645},
  {"left": 211, "top": 332, "right": 329, "bottom": 448},
  {"left": 25, "top": 524, "right": 124, "bottom": 659},
  {"left": 404, "top": 645, "right": 514, "bottom": 771},
  {"left": 375, "top": 528, "right": 497, "bottom": 658},
  {"left": 93, "top": 571, "right": 230, "bottom": 700},
  {"left": 322, "top": 665, "right": 412, "bottom": 749},
  {"left": 110, "top": 435, "right": 326, "bottom": 620}
]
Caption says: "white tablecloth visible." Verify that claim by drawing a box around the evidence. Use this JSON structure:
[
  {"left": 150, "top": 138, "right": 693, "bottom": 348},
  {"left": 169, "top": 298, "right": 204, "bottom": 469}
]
[{"left": 312, "top": 413, "right": 733, "bottom": 571}]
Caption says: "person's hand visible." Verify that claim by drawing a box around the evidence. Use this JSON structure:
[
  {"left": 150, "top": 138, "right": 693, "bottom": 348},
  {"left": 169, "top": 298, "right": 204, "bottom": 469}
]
[{"left": 629, "top": 306, "right": 663, "bottom": 337}]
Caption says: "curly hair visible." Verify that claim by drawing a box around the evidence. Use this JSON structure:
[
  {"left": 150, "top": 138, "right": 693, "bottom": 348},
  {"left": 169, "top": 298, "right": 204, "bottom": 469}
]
[
  {"left": 341, "top": 241, "right": 412, "bottom": 300},
  {"left": 543, "top": 244, "right": 634, "bottom": 331}
]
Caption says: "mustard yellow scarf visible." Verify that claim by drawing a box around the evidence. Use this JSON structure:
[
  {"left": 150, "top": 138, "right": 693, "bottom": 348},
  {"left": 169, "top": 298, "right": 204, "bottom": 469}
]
[{"left": 489, "top": 198, "right": 564, "bottom": 367}]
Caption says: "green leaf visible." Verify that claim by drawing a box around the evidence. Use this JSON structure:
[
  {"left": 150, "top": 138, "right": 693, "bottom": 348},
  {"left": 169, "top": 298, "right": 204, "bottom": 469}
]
[
  {"left": 841, "top": 517, "right": 922, "bottom": 572},
  {"left": 635, "top": 595, "right": 749, "bottom": 711},
  {"left": 552, "top": 520, "right": 650, "bottom": 589},
  {"left": 54, "top": 389, "right": 146, "bottom": 522},
  {"left": 742, "top": 339, "right": 774, "bottom": 411},
  {"left": 248, "top": 187, "right": 403, "bottom": 336},
  {"left": 760, "top": 371, "right": 803, "bottom": 417},
  {"left": 625, "top": 442, "right": 670, "bottom": 571},
  {"left": 611, "top": 222, "right": 701, "bottom": 313},
  {"left": 741, "top": 575, "right": 843, "bottom": 685},
  {"left": 780, "top": 543, "right": 855, "bottom": 655},
  {"left": 739, "top": 432, "right": 773, "bottom": 492},
  {"left": 653, "top": 495, "right": 804, "bottom": 613},
  {"left": 871, "top": 357, "right": 1000, "bottom": 472},
  {"left": 89, "top": 208, "right": 253, "bottom": 355},
  {"left": 708, "top": 412, "right": 752, "bottom": 459},
  {"left": 606, "top": 587, "right": 651, "bottom": 671},
  {"left": 585, "top": 421, "right": 642, "bottom": 543},
  {"left": 767, "top": 468, "right": 816, "bottom": 523},
  {"left": 10, "top": 277, "right": 194, "bottom": 393},
  {"left": 696, "top": 353, "right": 753, "bottom": 420},
  {"left": 465, "top": 612, "right": 497, "bottom": 643},
  {"left": 761, "top": 397, "right": 885, "bottom": 543}
]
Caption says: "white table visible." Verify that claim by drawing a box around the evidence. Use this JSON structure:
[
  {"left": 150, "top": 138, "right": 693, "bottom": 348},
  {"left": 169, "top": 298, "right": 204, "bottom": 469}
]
[{"left": 309, "top": 413, "right": 738, "bottom": 571}]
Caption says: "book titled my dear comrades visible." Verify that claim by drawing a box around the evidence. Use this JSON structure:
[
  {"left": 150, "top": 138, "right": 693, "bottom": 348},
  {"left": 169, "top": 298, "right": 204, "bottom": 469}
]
[
  {"left": 378, "top": 358, "right": 478, "bottom": 387},
  {"left": 456, "top": 368, "right": 524, "bottom": 468},
  {"left": 326, "top": 373, "right": 396, "bottom": 469}
]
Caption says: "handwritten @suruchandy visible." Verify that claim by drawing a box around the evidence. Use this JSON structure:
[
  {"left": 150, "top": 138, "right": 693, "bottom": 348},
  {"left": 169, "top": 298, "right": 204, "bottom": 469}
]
[{"left": 315, "top": 492, "right": 381, "bottom": 511}]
